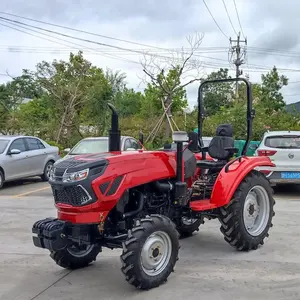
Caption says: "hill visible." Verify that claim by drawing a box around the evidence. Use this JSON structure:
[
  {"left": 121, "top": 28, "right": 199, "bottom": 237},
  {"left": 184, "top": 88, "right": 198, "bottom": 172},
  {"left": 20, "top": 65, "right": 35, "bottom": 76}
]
[{"left": 286, "top": 101, "right": 300, "bottom": 113}]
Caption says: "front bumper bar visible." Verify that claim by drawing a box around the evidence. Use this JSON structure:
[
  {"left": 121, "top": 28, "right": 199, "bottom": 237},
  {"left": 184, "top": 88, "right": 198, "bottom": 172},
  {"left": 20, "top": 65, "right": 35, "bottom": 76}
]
[{"left": 32, "top": 218, "right": 71, "bottom": 251}]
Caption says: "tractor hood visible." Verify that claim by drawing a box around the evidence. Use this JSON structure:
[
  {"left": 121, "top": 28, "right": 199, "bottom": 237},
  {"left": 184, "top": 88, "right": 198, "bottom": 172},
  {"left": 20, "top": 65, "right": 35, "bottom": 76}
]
[{"left": 51, "top": 153, "right": 110, "bottom": 180}]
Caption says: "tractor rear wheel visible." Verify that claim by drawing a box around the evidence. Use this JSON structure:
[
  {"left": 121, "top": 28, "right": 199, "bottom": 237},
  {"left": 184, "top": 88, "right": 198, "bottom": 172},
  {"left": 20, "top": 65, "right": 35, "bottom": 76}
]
[
  {"left": 176, "top": 216, "right": 204, "bottom": 237},
  {"left": 120, "top": 214, "right": 179, "bottom": 290},
  {"left": 218, "top": 170, "right": 275, "bottom": 251},
  {"left": 50, "top": 243, "right": 101, "bottom": 269}
]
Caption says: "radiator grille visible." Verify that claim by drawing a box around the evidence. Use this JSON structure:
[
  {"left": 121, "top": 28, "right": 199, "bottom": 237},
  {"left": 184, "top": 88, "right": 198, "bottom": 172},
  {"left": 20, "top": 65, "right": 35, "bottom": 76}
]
[{"left": 52, "top": 185, "right": 93, "bottom": 206}]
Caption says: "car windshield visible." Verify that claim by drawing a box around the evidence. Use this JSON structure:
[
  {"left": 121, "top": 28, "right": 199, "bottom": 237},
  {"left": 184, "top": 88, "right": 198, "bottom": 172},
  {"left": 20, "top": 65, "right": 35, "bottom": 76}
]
[
  {"left": 69, "top": 139, "right": 109, "bottom": 155},
  {"left": 265, "top": 136, "right": 300, "bottom": 149},
  {"left": 0, "top": 140, "right": 9, "bottom": 154}
]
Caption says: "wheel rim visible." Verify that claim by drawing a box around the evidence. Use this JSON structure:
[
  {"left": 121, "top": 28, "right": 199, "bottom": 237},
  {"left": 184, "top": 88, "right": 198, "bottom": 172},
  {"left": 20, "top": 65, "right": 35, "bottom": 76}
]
[
  {"left": 0, "top": 174, "right": 2, "bottom": 186},
  {"left": 46, "top": 163, "right": 53, "bottom": 178},
  {"left": 140, "top": 231, "right": 172, "bottom": 276},
  {"left": 67, "top": 244, "right": 94, "bottom": 257},
  {"left": 243, "top": 185, "right": 270, "bottom": 236}
]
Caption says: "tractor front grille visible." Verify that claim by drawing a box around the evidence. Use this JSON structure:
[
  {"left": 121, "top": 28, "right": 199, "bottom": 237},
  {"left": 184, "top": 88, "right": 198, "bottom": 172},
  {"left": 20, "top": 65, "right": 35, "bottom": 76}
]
[{"left": 52, "top": 185, "right": 94, "bottom": 206}]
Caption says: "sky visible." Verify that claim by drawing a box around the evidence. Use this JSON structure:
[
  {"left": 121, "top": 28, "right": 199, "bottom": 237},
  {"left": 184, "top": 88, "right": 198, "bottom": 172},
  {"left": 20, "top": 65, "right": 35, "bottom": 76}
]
[{"left": 1, "top": 0, "right": 300, "bottom": 108}]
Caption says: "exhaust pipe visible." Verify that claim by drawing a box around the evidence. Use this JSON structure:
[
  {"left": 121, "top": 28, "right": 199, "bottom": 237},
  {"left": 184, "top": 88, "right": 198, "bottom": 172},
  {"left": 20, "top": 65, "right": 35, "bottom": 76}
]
[{"left": 107, "top": 103, "right": 121, "bottom": 152}]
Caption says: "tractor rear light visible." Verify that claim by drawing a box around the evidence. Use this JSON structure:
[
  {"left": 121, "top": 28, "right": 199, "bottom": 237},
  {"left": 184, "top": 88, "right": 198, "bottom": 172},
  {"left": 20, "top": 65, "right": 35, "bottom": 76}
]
[{"left": 257, "top": 150, "right": 277, "bottom": 156}]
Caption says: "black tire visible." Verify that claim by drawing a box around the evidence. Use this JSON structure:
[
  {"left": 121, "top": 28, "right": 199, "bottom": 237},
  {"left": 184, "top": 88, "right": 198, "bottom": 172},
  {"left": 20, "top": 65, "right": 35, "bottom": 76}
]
[
  {"left": 50, "top": 244, "right": 101, "bottom": 269},
  {"left": 0, "top": 169, "right": 4, "bottom": 189},
  {"left": 41, "top": 161, "right": 54, "bottom": 181},
  {"left": 120, "top": 214, "right": 180, "bottom": 290},
  {"left": 218, "top": 170, "right": 275, "bottom": 251},
  {"left": 176, "top": 216, "right": 204, "bottom": 237}
]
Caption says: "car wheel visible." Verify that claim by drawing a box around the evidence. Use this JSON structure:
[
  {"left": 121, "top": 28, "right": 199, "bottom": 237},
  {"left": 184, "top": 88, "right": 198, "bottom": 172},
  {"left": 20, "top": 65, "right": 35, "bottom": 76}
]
[
  {"left": 41, "top": 161, "right": 54, "bottom": 181},
  {"left": 0, "top": 169, "right": 4, "bottom": 189}
]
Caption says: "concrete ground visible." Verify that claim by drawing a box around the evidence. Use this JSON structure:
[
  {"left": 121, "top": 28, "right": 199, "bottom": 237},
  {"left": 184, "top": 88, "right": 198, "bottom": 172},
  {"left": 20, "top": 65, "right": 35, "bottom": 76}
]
[{"left": 1, "top": 179, "right": 300, "bottom": 300}]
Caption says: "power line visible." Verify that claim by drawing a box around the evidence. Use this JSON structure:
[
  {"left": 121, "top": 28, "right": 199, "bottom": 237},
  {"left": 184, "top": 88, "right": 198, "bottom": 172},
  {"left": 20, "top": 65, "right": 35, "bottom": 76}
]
[
  {"left": 233, "top": 0, "right": 245, "bottom": 39},
  {"left": 0, "top": 16, "right": 238, "bottom": 70},
  {"left": 0, "top": 45, "right": 232, "bottom": 64},
  {"left": 0, "top": 11, "right": 174, "bottom": 52},
  {"left": 0, "top": 16, "right": 161, "bottom": 56},
  {"left": 0, "top": 16, "right": 231, "bottom": 67},
  {"left": 222, "top": 0, "right": 238, "bottom": 36},
  {"left": 0, "top": 20, "right": 140, "bottom": 65},
  {"left": 202, "top": 0, "right": 229, "bottom": 40}
]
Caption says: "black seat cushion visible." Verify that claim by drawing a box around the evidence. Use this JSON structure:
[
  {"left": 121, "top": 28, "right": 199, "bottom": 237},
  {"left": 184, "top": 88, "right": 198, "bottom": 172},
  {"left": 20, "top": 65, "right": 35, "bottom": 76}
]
[
  {"left": 208, "top": 124, "right": 235, "bottom": 160},
  {"left": 197, "top": 124, "right": 236, "bottom": 169}
]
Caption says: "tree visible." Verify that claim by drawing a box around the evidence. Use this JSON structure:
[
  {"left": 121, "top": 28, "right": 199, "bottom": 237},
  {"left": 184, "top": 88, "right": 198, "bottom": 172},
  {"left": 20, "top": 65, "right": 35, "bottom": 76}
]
[
  {"left": 202, "top": 68, "right": 234, "bottom": 116},
  {"left": 114, "top": 88, "right": 144, "bottom": 118},
  {"left": 0, "top": 83, "right": 11, "bottom": 134},
  {"left": 0, "top": 70, "right": 42, "bottom": 135},
  {"left": 141, "top": 33, "right": 204, "bottom": 139},
  {"left": 260, "top": 66, "right": 288, "bottom": 113},
  {"left": 16, "top": 96, "right": 51, "bottom": 137},
  {"left": 105, "top": 68, "right": 127, "bottom": 95},
  {"left": 34, "top": 51, "right": 111, "bottom": 144}
]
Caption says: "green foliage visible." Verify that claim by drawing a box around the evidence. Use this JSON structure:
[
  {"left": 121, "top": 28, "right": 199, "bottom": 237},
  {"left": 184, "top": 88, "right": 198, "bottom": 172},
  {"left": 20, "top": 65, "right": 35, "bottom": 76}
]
[
  {"left": 202, "top": 68, "right": 234, "bottom": 116},
  {"left": 260, "top": 66, "right": 288, "bottom": 113},
  {"left": 143, "top": 66, "right": 188, "bottom": 114},
  {"left": 16, "top": 97, "right": 50, "bottom": 137},
  {"left": 114, "top": 88, "right": 144, "bottom": 118},
  {"left": 0, "top": 53, "right": 297, "bottom": 150}
]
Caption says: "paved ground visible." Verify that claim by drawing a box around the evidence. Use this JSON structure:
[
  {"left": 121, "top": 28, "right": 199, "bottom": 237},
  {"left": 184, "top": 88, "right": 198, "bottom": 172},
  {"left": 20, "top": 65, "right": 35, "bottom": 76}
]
[{"left": 1, "top": 179, "right": 300, "bottom": 300}]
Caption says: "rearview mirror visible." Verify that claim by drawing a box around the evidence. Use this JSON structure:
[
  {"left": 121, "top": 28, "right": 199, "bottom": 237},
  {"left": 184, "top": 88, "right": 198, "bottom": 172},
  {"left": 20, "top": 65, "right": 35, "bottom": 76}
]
[
  {"left": 63, "top": 148, "right": 71, "bottom": 153},
  {"left": 9, "top": 149, "right": 21, "bottom": 155}
]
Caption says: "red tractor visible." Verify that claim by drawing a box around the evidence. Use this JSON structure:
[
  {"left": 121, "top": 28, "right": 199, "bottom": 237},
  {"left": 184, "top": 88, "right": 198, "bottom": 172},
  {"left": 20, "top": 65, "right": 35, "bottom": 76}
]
[{"left": 32, "top": 77, "right": 275, "bottom": 290}]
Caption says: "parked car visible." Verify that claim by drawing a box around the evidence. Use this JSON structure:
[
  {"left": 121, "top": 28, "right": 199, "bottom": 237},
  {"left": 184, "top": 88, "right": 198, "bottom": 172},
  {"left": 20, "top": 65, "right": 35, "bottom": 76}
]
[
  {"left": 160, "top": 136, "right": 213, "bottom": 150},
  {"left": 59, "top": 136, "right": 143, "bottom": 162},
  {"left": 255, "top": 130, "right": 300, "bottom": 185},
  {"left": 0, "top": 135, "right": 60, "bottom": 189}
]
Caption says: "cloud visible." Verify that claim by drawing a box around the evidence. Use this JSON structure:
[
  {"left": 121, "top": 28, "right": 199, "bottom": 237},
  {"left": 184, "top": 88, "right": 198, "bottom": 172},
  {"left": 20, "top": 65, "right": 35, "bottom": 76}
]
[{"left": 0, "top": 0, "right": 300, "bottom": 106}]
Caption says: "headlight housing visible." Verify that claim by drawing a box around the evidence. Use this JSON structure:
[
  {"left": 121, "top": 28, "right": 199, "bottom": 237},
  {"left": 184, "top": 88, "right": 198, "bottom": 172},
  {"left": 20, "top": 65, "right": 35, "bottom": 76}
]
[{"left": 62, "top": 168, "right": 89, "bottom": 183}]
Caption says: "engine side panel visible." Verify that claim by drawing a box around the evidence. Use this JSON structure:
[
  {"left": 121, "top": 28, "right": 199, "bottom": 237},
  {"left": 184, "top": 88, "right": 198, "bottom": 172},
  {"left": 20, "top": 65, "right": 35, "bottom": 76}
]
[{"left": 56, "top": 151, "right": 178, "bottom": 223}]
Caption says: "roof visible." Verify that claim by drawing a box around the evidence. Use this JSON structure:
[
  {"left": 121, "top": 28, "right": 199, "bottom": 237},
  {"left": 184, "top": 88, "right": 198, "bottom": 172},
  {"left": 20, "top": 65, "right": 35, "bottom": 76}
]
[
  {"left": 263, "top": 130, "right": 300, "bottom": 137},
  {"left": 82, "top": 136, "right": 134, "bottom": 140},
  {"left": 0, "top": 135, "right": 43, "bottom": 140}
]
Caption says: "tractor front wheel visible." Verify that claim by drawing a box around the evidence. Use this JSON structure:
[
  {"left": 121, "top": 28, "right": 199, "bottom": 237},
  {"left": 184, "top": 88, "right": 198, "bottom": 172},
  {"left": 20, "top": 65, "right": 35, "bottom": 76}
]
[
  {"left": 218, "top": 170, "right": 275, "bottom": 251},
  {"left": 50, "top": 243, "right": 101, "bottom": 269},
  {"left": 120, "top": 214, "right": 179, "bottom": 290}
]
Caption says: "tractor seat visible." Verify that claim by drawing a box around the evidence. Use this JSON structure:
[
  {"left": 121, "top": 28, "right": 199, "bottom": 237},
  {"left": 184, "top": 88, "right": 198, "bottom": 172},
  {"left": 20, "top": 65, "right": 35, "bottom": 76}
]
[{"left": 197, "top": 124, "right": 238, "bottom": 169}]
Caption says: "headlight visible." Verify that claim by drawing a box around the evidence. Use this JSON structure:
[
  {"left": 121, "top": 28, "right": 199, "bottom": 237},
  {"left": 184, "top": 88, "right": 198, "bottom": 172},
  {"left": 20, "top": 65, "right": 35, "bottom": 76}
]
[{"left": 62, "top": 168, "right": 89, "bottom": 183}]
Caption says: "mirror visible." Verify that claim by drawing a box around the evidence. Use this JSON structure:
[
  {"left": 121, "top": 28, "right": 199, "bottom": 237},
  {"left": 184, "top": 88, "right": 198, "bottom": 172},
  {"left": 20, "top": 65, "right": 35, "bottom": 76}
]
[
  {"left": 126, "top": 148, "right": 137, "bottom": 151},
  {"left": 9, "top": 149, "right": 21, "bottom": 155},
  {"left": 63, "top": 148, "right": 71, "bottom": 153}
]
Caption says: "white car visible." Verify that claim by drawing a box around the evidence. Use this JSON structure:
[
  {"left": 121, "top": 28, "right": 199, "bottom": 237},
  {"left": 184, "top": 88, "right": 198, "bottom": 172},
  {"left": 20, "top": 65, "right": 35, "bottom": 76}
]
[
  {"left": 57, "top": 136, "right": 143, "bottom": 163},
  {"left": 0, "top": 135, "right": 60, "bottom": 188},
  {"left": 255, "top": 130, "right": 300, "bottom": 185}
]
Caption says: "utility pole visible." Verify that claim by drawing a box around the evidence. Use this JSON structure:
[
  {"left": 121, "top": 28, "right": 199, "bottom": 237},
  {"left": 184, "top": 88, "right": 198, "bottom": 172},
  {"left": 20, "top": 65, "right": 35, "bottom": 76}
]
[{"left": 229, "top": 32, "right": 247, "bottom": 97}]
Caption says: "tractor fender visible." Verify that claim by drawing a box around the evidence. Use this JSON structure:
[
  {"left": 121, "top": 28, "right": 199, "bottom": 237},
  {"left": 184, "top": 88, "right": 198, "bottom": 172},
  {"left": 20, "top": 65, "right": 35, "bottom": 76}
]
[{"left": 210, "top": 156, "right": 275, "bottom": 208}]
